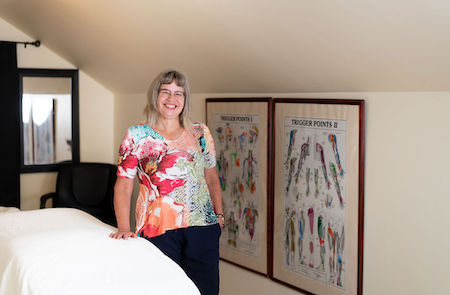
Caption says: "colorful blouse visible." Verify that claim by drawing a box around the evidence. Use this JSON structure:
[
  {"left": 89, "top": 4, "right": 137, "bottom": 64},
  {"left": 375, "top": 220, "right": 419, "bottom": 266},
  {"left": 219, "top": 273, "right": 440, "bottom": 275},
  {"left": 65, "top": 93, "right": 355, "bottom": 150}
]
[{"left": 117, "top": 122, "right": 218, "bottom": 239}]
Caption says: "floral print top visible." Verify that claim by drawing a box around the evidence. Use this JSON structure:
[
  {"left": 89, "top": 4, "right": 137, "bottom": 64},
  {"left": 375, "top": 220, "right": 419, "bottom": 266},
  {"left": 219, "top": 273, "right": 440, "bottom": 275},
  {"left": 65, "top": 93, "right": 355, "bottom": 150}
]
[{"left": 117, "top": 122, "right": 218, "bottom": 239}]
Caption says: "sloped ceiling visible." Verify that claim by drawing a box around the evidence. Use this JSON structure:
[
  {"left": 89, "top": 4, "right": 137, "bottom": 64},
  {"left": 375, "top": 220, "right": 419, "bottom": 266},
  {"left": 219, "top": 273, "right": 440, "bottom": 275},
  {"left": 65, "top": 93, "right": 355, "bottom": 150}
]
[{"left": 1, "top": 0, "right": 449, "bottom": 93}]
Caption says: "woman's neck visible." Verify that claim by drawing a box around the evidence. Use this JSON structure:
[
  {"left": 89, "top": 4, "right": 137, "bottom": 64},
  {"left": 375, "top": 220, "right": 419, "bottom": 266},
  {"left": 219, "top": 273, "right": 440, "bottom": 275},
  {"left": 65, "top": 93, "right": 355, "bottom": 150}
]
[{"left": 153, "top": 118, "right": 184, "bottom": 140}]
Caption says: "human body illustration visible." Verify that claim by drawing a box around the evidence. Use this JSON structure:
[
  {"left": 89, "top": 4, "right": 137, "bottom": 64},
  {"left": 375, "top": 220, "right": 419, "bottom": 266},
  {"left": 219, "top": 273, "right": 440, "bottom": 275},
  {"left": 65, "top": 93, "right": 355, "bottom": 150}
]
[
  {"left": 307, "top": 207, "right": 315, "bottom": 268},
  {"left": 317, "top": 215, "right": 326, "bottom": 271},
  {"left": 286, "top": 157, "right": 297, "bottom": 193},
  {"left": 227, "top": 212, "right": 239, "bottom": 247},
  {"left": 284, "top": 129, "right": 297, "bottom": 167},
  {"left": 305, "top": 167, "right": 311, "bottom": 196},
  {"left": 336, "top": 226, "right": 345, "bottom": 287},
  {"left": 325, "top": 194, "right": 333, "bottom": 208},
  {"left": 314, "top": 168, "right": 319, "bottom": 197},
  {"left": 230, "top": 152, "right": 240, "bottom": 168},
  {"left": 315, "top": 143, "right": 330, "bottom": 189},
  {"left": 238, "top": 131, "right": 247, "bottom": 152},
  {"left": 284, "top": 208, "right": 296, "bottom": 265},
  {"left": 298, "top": 210, "right": 305, "bottom": 264},
  {"left": 243, "top": 206, "right": 258, "bottom": 241},
  {"left": 217, "top": 150, "right": 229, "bottom": 191},
  {"left": 329, "top": 133, "right": 344, "bottom": 176},
  {"left": 327, "top": 223, "right": 336, "bottom": 273},
  {"left": 330, "top": 162, "right": 344, "bottom": 208},
  {"left": 230, "top": 177, "right": 243, "bottom": 218},
  {"left": 327, "top": 223, "right": 345, "bottom": 286},
  {"left": 248, "top": 125, "right": 258, "bottom": 144},
  {"left": 242, "top": 149, "right": 257, "bottom": 194},
  {"left": 216, "top": 127, "right": 224, "bottom": 143},
  {"left": 295, "top": 137, "right": 310, "bottom": 184},
  {"left": 224, "top": 124, "right": 232, "bottom": 150}
]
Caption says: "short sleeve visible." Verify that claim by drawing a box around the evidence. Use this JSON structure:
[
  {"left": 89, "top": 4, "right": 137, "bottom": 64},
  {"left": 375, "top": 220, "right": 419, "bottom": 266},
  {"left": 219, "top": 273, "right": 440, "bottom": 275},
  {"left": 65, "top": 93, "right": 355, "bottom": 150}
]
[
  {"left": 117, "top": 129, "right": 138, "bottom": 179},
  {"left": 201, "top": 123, "right": 216, "bottom": 169}
]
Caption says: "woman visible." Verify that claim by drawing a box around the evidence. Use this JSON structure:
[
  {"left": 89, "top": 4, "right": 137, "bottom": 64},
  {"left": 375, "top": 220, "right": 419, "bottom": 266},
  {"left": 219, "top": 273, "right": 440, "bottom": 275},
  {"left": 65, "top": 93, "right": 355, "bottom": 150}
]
[{"left": 110, "top": 69, "right": 224, "bottom": 295}]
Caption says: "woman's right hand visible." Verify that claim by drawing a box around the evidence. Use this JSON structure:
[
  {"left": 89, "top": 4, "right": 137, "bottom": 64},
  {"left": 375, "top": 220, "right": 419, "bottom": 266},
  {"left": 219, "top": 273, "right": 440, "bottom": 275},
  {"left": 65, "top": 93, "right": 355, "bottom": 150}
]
[
  {"left": 109, "top": 230, "right": 137, "bottom": 240},
  {"left": 111, "top": 177, "right": 136, "bottom": 240}
]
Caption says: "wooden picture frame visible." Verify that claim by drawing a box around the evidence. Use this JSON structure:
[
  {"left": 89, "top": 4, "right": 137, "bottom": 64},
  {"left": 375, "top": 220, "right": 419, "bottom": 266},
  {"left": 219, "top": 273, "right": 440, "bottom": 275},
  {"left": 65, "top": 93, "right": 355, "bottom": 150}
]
[
  {"left": 271, "top": 98, "right": 365, "bottom": 295},
  {"left": 206, "top": 98, "right": 272, "bottom": 275}
]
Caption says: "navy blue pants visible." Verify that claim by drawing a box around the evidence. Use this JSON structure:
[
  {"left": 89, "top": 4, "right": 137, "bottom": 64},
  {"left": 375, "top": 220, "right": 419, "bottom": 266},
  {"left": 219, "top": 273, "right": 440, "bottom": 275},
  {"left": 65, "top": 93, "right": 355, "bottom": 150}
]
[{"left": 148, "top": 223, "right": 221, "bottom": 295}]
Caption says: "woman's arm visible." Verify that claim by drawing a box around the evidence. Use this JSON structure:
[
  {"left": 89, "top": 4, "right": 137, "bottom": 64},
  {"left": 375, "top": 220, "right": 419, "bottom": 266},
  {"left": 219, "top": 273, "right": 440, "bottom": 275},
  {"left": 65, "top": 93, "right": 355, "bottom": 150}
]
[
  {"left": 109, "top": 176, "right": 137, "bottom": 239},
  {"left": 204, "top": 167, "right": 224, "bottom": 228}
]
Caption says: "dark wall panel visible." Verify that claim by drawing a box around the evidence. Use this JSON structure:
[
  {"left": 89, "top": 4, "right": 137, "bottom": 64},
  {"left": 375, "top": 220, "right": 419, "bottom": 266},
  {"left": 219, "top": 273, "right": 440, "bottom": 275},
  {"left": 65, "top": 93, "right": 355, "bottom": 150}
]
[{"left": 0, "top": 42, "right": 20, "bottom": 208}]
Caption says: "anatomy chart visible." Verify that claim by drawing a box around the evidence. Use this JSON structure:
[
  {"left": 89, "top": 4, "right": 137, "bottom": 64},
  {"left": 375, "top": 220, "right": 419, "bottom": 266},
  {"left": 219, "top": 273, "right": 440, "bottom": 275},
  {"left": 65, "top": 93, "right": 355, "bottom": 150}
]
[
  {"left": 282, "top": 116, "right": 347, "bottom": 290},
  {"left": 213, "top": 114, "right": 261, "bottom": 256}
]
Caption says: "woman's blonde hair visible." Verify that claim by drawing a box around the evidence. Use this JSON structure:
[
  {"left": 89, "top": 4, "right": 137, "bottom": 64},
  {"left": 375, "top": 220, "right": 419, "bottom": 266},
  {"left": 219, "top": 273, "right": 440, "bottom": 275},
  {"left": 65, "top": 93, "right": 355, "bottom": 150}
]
[{"left": 144, "top": 69, "right": 192, "bottom": 129}]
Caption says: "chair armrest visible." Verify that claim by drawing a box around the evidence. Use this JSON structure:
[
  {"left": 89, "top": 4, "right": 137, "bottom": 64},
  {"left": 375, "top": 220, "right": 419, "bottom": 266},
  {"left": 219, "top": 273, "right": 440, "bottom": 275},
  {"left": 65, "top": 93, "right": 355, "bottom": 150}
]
[{"left": 40, "top": 193, "right": 56, "bottom": 209}]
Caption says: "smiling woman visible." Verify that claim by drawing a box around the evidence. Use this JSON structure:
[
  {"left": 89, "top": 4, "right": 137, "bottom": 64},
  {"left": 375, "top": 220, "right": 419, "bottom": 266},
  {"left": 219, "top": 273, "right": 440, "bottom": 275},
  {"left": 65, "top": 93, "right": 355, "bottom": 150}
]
[{"left": 111, "top": 69, "right": 224, "bottom": 295}]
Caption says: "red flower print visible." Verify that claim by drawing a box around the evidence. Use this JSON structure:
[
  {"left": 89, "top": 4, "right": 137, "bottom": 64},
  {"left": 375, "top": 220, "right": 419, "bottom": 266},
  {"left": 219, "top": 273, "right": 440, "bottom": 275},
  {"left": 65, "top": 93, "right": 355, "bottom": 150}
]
[{"left": 150, "top": 150, "right": 191, "bottom": 196}]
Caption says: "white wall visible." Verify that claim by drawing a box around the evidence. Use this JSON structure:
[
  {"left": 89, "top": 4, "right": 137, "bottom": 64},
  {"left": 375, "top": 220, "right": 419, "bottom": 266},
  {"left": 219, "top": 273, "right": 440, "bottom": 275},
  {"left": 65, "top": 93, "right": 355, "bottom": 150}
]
[{"left": 0, "top": 17, "right": 115, "bottom": 210}]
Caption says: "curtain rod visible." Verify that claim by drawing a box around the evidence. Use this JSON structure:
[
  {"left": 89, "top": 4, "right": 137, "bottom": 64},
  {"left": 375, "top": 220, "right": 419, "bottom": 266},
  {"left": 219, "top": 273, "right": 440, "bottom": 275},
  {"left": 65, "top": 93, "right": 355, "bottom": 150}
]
[
  {"left": 17, "top": 40, "right": 41, "bottom": 48},
  {"left": 1, "top": 40, "right": 41, "bottom": 48}
]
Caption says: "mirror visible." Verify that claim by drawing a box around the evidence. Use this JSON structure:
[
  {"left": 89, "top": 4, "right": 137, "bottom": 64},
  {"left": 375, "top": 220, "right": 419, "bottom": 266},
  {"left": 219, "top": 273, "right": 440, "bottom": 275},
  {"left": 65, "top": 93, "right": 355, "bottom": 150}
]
[{"left": 19, "top": 69, "right": 79, "bottom": 172}]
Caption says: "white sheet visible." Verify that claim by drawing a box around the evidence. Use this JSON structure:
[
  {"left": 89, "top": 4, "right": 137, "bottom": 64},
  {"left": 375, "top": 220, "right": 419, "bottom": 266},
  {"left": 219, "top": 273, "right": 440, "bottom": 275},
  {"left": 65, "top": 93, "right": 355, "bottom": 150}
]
[
  {"left": 0, "top": 207, "right": 20, "bottom": 214},
  {"left": 0, "top": 208, "right": 200, "bottom": 295}
]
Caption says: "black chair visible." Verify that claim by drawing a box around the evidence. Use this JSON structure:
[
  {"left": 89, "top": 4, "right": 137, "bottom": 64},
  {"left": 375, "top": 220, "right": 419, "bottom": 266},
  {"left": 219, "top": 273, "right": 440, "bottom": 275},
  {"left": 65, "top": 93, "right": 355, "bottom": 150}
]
[{"left": 40, "top": 163, "right": 117, "bottom": 227}]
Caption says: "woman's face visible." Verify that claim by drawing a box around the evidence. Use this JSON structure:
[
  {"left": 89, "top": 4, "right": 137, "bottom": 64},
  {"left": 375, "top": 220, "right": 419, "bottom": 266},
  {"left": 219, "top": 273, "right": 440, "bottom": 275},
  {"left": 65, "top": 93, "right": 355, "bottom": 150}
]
[{"left": 157, "top": 81, "right": 185, "bottom": 121}]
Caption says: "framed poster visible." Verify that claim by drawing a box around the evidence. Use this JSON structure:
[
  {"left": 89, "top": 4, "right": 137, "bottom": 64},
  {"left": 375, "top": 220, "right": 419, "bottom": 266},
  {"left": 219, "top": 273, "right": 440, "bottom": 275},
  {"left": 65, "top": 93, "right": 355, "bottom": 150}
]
[
  {"left": 272, "top": 99, "right": 365, "bottom": 295},
  {"left": 206, "top": 98, "right": 272, "bottom": 275}
]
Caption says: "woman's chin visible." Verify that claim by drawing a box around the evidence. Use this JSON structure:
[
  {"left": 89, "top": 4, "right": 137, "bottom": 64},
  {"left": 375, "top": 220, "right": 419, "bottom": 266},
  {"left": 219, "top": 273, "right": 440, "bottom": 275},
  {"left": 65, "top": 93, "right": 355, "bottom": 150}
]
[{"left": 159, "top": 111, "right": 182, "bottom": 120}]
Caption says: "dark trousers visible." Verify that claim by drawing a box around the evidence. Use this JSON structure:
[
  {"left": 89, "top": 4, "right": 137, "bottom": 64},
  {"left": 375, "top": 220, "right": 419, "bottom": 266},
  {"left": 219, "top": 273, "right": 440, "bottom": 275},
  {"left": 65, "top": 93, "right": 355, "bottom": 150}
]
[{"left": 149, "top": 223, "right": 221, "bottom": 295}]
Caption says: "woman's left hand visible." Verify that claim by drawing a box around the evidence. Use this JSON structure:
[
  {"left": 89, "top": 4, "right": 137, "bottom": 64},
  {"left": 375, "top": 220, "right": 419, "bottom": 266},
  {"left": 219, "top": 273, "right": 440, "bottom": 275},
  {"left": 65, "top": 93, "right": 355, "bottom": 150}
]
[{"left": 217, "top": 214, "right": 225, "bottom": 229}]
